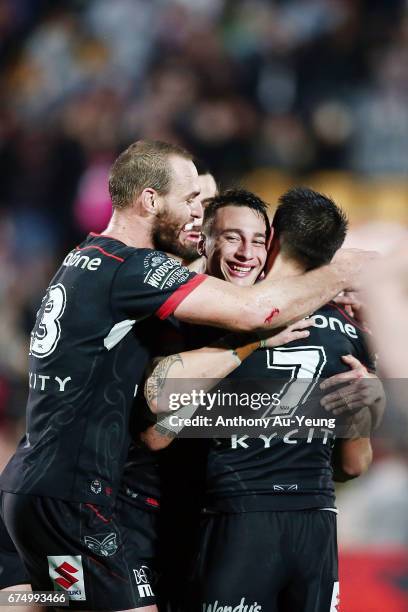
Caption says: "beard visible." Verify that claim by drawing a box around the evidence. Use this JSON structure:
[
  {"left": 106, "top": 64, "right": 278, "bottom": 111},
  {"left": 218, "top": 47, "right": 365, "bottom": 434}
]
[{"left": 152, "top": 209, "right": 199, "bottom": 262}]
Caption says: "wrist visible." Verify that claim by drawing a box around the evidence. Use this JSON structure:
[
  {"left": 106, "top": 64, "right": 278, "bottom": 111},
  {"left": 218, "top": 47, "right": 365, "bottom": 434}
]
[{"left": 234, "top": 339, "right": 260, "bottom": 363}]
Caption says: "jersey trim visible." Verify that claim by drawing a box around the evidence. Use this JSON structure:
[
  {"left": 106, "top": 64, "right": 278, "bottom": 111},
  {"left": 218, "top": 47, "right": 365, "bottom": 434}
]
[
  {"left": 89, "top": 232, "right": 126, "bottom": 243},
  {"left": 76, "top": 245, "right": 125, "bottom": 262},
  {"left": 156, "top": 274, "right": 207, "bottom": 320}
]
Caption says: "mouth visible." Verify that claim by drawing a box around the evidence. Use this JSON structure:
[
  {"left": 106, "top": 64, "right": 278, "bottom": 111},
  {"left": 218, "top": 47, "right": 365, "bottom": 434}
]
[
  {"left": 185, "top": 231, "right": 201, "bottom": 242},
  {"left": 181, "top": 222, "right": 201, "bottom": 243},
  {"left": 226, "top": 262, "right": 255, "bottom": 277}
]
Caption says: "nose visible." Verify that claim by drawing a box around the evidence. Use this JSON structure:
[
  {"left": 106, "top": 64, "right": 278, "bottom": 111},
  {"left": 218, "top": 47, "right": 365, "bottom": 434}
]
[
  {"left": 190, "top": 196, "right": 203, "bottom": 220},
  {"left": 235, "top": 239, "right": 254, "bottom": 261}
]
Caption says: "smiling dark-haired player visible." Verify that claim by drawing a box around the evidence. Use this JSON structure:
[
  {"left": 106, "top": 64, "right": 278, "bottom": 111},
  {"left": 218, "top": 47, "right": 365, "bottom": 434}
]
[{"left": 142, "top": 187, "right": 385, "bottom": 612}]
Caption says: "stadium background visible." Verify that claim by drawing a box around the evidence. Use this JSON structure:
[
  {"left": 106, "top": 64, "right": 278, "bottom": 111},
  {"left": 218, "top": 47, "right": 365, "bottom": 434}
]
[{"left": 0, "top": 1, "right": 407, "bottom": 609}]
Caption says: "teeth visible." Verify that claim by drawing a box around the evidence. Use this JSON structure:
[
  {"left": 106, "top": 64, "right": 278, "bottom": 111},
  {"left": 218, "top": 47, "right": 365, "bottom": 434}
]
[{"left": 230, "top": 264, "right": 251, "bottom": 272}]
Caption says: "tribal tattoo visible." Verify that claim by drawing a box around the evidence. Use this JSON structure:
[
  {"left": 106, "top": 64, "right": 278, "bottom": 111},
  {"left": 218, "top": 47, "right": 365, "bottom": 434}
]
[{"left": 144, "top": 353, "right": 184, "bottom": 410}]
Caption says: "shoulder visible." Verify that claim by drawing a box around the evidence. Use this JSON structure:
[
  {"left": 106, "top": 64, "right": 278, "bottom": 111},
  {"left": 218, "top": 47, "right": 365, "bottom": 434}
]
[{"left": 313, "top": 302, "right": 368, "bottom": 338}]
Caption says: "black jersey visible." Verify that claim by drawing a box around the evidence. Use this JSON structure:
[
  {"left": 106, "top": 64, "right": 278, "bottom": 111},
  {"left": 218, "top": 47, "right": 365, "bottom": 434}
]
[
  {"left": 0, "top": 233, "right": 205, "bottom": 507},
  {"left": 203, "top": 302, "right": 375, "bottom": 512}
]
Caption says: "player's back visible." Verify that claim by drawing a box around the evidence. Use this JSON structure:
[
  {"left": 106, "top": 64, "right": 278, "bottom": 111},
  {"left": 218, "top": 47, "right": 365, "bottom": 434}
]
[{"left": 204, "top": 302, "right": 373, "bottom": 512}]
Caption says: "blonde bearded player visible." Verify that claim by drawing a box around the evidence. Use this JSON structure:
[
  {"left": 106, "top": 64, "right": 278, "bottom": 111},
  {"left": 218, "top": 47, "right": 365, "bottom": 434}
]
[{"left": 0, "top": 158, "right": 218, "bottom": 612}]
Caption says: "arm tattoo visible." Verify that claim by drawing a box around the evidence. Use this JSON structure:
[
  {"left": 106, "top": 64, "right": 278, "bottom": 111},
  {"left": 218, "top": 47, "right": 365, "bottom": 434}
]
[{"left": 144, "top": 353, "right": 183, "bottom": 409}]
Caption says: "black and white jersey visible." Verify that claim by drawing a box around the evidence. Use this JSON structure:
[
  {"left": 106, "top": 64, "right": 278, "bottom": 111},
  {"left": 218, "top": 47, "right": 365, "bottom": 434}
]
[
  {"left": 0, "top": 233, "right": 205, "bottom": 507},
  {"left": 203, "top": 302, "right": 375, "bottom": 512}
]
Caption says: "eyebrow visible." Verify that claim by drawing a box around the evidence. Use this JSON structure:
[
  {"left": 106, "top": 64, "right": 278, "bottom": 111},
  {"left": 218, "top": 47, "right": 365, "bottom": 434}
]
[{"left": 185, "top": 190, "right": 201, "bottom": 200}]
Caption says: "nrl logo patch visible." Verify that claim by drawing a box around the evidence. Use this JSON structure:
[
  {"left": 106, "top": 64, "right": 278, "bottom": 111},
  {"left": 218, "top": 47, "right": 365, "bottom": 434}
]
[
  {"left": 84, "top": 533, "right": 118, "bottom": 557},
  {"left": 151, "top": 255, "right": 166, "bottom": 267}
]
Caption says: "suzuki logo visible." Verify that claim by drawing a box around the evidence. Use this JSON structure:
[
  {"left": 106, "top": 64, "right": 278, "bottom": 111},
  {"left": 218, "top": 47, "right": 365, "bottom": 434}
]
[{"left": 55, "top": 562, "right": 79, "bottom": 590}]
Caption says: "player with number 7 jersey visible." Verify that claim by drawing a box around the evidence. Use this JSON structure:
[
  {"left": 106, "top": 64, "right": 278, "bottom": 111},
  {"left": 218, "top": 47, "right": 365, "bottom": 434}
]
[{"left": 140, "top": 188, "right": 381, "bottom": 612}]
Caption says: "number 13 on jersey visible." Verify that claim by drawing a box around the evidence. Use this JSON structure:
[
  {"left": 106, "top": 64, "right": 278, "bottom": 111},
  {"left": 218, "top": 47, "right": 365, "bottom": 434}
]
[{"left": 30, "top": 284, "right": 67, "bottom": 359}]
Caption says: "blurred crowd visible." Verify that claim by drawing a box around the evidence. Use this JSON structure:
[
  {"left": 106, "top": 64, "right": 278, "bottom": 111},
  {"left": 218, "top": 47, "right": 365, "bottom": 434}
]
[{"left": 0, "top": 0, "right": 408, "bottom": 550}]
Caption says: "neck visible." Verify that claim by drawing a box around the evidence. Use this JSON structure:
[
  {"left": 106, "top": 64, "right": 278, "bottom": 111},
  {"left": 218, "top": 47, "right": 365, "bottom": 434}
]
[
  {"left": 267, "top": 253, "right": 305, "bottom": 280},
  {"left": 101, "top": 209, "right": 154, "bottom": 249}
]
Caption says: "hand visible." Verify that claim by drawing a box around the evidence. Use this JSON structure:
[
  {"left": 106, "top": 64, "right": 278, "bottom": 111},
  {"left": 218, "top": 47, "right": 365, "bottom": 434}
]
[
  {"left": 262, "top": 318, "right": 314, "bottom": 348},
  {"left": 333, "top": 248, "right": 379, "bottom": 291},
  {"left": 333, "top": 291, "right": 369, "bottom": 328},
  {"left": 320, "top": 355, "right": 383, "bottom": 416}
]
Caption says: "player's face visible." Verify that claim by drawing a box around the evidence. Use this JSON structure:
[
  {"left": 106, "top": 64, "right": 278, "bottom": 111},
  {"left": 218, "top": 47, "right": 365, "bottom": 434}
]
[
  {"left": 153, "top": 155, "right": 202, "bottom": 259},
  {"left": 205, "top": 206, "right": 268, "bottom": 286},
  {"left": 177, "top": 172, "right": 218, "bottom": 262}
]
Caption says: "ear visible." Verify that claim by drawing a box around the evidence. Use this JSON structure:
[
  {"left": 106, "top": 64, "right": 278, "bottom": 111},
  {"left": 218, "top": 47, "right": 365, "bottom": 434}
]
[
  {"left": 140, "top": 188, "right": 160, "bottom": 216},
  {"left": 264, "top": 231, "right": 280, "bottom": 276},
  {"left": 198, "top": 234, "right": 207, "bottom": 257}
]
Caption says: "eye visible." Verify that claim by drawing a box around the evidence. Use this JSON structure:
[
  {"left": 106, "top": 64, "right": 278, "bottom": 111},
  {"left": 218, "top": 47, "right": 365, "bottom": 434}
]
[
  {"left": 225, "top": 234, "right": 240, "bottom": 242},
  {"left": 253, "top": 239, "right": 266, "bottom": 246}
]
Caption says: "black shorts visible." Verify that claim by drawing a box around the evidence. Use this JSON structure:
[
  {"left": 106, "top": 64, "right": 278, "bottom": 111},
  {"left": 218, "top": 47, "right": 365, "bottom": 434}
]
[
  {"left": 191, "top": 509, "right": 339, "bottom": 612},
  {"left": 0, "top": 510, "right": 29, "bottom": 588},
  {"left": 0, "top": 491, "right": 158, "bottom": 610}
]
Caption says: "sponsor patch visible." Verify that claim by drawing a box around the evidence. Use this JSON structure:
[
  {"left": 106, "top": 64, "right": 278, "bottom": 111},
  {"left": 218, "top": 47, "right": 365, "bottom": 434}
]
[
  {"left": 202, "top": 599, "right": 262, "bottom": 612},
  {"left": 133, "top": 566, "right": 154, "bottom": 599},
  {"left": 143, "top": 252, "right": 190, "bottom": 289},
  {"left": 330, "top": 581, "right": 340, "bottom": 611},
  {"left": 48, "top": 555, "right": 86, "bottom": 601}
]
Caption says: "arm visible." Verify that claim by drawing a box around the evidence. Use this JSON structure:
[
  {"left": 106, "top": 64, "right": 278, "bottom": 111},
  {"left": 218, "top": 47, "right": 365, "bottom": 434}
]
[
  {"left": 142, "top": 320, "right": 314, "bottom": 450},
  {"left": 145, "top": 319, "right": 313, "bottom": 414},
  {"left": 174, "top": 249, "right": 377, "bottom": 332},
  {"left": 364, "top": 244, "right": 408, "bottom": 377},
  {"left": 322, "top": 356, "right": 380, "bottom": 482},
  {"left": 320, "top": 356, "right": 385, "bottom": 429},
  {"left": 332, "top": 433, "right": 373, "bottom": 482}
]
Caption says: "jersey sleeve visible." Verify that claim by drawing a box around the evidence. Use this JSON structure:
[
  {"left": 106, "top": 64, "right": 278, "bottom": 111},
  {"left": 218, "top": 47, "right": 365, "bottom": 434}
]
[{"left": 112, "top": 250, "right": 206, "bottom": 320}]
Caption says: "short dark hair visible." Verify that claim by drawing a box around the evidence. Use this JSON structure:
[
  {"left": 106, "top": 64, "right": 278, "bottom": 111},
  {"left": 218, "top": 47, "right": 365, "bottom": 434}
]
[
  {"left": 202, "top": 189, "right": 271, "bottom": 242},
  {"left": 273, "top": 187, "right": 348, "bottom": 269},
  {"left": 109, "top": 140, "right": 192, "bottom": 209}
]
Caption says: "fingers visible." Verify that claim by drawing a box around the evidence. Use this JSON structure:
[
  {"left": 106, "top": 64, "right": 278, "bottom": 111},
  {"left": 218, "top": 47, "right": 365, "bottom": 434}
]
[
  {"left": 320, "top": 355, "right": 367, "bottom": 391},
  {"left": 341, "top": 354, "right": 367, "bottom": 373},
  {"left": 287, "top": 329, "right": 310, "bottom": 341},
  {"left": 321, "top": 378, "right": 377, "bottom": 414},
  {"left": 265, "top": 327, "right": 310, "bottom": 347},
  {"left": 333, "top": 294, "right": 360, "bottom": 307},
  {"left": 287, "top": 318, "right": 315, "bottom": 331},
  {"left": 320, "top": 369, "right": 362, "bottom": 390},
  {"left": 321, "top": 389, "right": 368, "bottom": 415}
]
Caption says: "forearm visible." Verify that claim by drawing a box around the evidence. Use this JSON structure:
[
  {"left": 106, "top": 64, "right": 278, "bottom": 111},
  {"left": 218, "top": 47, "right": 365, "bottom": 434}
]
[
  {"left": 254, "top": 261, "right": 348, "bottom": 329},
  {"left": 144, "top": 334, "right": 260, "bottom": 414},
  {"left": 174, "top": 261, "right": 348, "bottom": 332},
  {"left": 332, "top": 436, "right": 373, "bottom": 482},
  {"left": 366, "top": 373, "right": 386, "bottom": 431}
]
